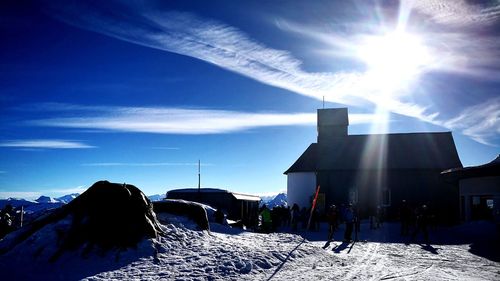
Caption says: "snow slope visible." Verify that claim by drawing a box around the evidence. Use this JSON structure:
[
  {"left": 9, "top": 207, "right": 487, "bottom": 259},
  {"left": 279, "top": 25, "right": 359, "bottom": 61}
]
[{"left": 0, "top": 215, "right": 498, "bottom": 280}]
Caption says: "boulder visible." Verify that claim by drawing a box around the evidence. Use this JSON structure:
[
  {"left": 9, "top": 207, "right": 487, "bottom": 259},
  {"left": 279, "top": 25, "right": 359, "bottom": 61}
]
[
  {"left": 0, "top": 181, "right": 163, "bottom": 260},
  {"left": 153, "top": 199, "right": 210, "bottom": 231}
]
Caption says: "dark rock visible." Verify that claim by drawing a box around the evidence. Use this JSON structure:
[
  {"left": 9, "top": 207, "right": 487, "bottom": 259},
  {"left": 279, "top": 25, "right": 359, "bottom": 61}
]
[
  {"left": 153, "top": 199, "right": 210, "bottom": 231},
  {"left": 0, "top": 181, "right": 163, "bottom": 260}
]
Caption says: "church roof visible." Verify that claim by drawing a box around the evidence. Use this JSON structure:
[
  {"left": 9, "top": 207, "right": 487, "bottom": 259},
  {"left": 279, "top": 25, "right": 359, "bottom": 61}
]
[
  {"left": 284, "top": 144, "right": 318, "bottom": 174},
  {"left": 284, "top": 132, "right": 462, "bottom": 174}
]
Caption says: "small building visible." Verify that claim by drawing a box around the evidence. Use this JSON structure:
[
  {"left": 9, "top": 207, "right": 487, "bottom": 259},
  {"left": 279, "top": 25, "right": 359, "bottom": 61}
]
[
  {"left": 166, "top": 188, "right": 261, "bottom": 226},
  {"left": 442, "top": 155, "right": 500, "bottom": 223},
  {"left": 285, "top": 108, "right": 463, "bottom": 222}
]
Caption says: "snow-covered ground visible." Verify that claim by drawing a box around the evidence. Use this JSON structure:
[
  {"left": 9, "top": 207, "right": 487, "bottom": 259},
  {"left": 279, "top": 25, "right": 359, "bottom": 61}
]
[{"left": 1, "top": 214, "right": 499, "bottom": 280}]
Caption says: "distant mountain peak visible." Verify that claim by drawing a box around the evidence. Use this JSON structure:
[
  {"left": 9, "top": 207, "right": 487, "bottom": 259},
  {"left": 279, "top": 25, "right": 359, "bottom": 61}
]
[
  {"left": 260, "top": 192, "right": 287, "bottom": 208},
  {"left": 57, "top": 193, "right": 80, "bottom": 204},
  {"left": 36, "top": 196, "right": 59, "bottom": 204}
]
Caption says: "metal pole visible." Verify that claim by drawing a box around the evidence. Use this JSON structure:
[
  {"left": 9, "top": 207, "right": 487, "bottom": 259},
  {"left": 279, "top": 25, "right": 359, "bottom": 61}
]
[{"left": 20, "top": 205, "right": 24, "bottom": 227}]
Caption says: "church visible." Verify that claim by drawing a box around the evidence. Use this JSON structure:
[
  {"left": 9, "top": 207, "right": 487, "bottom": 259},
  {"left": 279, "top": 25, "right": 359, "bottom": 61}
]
[{"left": 284, "top": 108, "right": 463, "bottom": 222}]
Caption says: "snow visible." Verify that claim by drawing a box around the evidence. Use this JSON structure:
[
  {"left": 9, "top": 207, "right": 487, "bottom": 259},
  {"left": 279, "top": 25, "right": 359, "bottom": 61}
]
[{"left": 1, "top": 213, "right": 499, "bottom": 280}]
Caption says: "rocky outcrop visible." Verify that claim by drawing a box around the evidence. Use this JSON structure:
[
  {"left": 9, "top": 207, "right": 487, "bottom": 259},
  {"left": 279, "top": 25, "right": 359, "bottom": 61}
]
[{"left": 0, "top": 181, "right": 163, "bottom": 260}]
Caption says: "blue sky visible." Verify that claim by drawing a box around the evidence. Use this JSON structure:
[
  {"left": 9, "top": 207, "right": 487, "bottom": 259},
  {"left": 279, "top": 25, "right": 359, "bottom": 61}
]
[{"left": 1, "top": 0, "right": 499, "bottom": 199}]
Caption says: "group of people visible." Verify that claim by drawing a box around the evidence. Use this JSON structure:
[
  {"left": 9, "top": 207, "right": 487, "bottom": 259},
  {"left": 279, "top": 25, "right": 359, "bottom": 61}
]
[
  {"left": 290, "top": 203, "right": 321, "bottom": 232},
  {"left": 257, "top": 203, "right": 323, "bottom": 233},
  {"left": 326, "top": 203, "right": 361, "bottom": 242},
  {"left": 400, "top": 200, "right": 431, "bottom": 243},
  {"left": 257, "top": 200, "right": 433, "bottom": 244},
  {"left": 0, "top": 204, "right": 14, "bottom": 239}
]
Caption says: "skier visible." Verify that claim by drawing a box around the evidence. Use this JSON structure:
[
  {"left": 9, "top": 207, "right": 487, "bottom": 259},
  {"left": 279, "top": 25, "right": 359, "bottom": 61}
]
[
  {"left": 0, "top": 205, "right": 13, "bottom": 238},
  {"left": 214, "top": 208, "right": 225, "bottom": 224},
  {"left": 400, "top": 200, "right": 412, "bottom": 236},
  {"left": 327, "top": 204, "right": 338, "bottom": 241},
  {"left": 343, "top": 204, "right": 354, "bottom": 242},
  {"left": 353, "top": 205, "right": 360, "bottom": 241},
  {"left": 259, "top": 205, "right": 272, "bottom": 233},
  {"left": 412, "top": 204, "right": 430, "bottom": 244},
  {"left": 291, "top": 203, "right": 300, "bottom": 231}
]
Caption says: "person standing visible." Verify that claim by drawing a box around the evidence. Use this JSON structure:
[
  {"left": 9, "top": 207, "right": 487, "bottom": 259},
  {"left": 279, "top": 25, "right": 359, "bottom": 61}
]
[
  {"left": 214, "top": 208, "right": 225, "bottom": 224},
  {"left": 327, "top": 204, "right": 338, "bottom": 241},
  {"left": 353, "top": 205, "right": 360, "bottom": 241},
  {"left": 400, "top": 200, "right": 411, "bottom": 236},
  {"left": 260, "top": 205, "right": 272, "bottom": 233},
  {"left": 412, "top": 205, "right": 430, "bottom": 243},
  {"left": 291, "top": 204, "right": 300, "bottom": 232},
  {"left": 343, "top": 204, "right": 354, "bottom": 242}
]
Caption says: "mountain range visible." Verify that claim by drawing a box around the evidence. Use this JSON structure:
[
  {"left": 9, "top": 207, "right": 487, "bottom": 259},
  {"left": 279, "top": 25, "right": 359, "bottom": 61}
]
[
  {"left": 1, "top": 192, "right": 287, "bottom": 215},
  {"left": 260, "top": 193, "right": 287, "bottom": 208}
]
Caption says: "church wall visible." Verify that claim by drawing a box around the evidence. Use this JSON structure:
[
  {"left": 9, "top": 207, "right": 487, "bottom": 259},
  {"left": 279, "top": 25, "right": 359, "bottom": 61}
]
[
  {"left": 287, "top": 172, "right": 317, "bottom": 210},
  {"left": 317, "top": 169, "right": 459, "bottom": 223}
]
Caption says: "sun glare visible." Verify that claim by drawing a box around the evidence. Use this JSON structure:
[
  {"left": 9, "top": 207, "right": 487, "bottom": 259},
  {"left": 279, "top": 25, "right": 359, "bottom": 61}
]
[{"left": 358, "top": 31, "right": 431, "bottom": 83}]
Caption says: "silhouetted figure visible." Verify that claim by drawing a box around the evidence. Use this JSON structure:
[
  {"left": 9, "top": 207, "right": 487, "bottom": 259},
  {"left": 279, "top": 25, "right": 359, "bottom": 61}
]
[
  {"left": 369, "top": 205, "right": 376, "bottom": 230},
  {"left": 284, "top": 206, "right": 291, "bottom": 227},
  {"left": 412, "top": 205, "right": 430, "bottom": 244},
  {"left": 327, "top": 204, "right": 338, "bottom": 241},
  {"left": 353, "top": 205, "right": 360, "bottom": 241},
  {"left": 339, "top": 204, "right": 346, "bottom": 224},
  {"left": 400, "top": 200, "right": 412, "bottom": 236},
  {"left": 300, "top": 207, "right": 308, "bottom": 229},
  {"left": 343, "top": 204, "right": 354, "bottom": 242},
  {"left": 259, "top": 205, "right": 272, "bottom": 233},
  {"left": 0, "top": 204, "right": 14, "bottom": 239},
  {"left": 309, "top": 207, "right": 320, "bottom": 231},
  {"left": 271, "top": 207, "right": 281, "bottom": 231},
  {"left": 291, "top": 204, "right": 300, "bottom": 232},
  {"left": 214, "top": 208, "right": 225, "bottom": 224},
  {"left": 375, "top": 205, "right": 383, "bottom": 228}
]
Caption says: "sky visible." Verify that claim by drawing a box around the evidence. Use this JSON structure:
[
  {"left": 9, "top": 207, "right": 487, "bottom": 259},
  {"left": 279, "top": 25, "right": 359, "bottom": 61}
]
[{"left": 0, "top": 0, "right": 499, "bottom": 199}]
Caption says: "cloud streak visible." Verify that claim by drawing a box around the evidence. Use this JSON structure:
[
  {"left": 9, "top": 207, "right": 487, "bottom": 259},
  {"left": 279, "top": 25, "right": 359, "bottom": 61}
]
[
  {"left": 0, "top": 191, "right": 42, "bottom": 200},
  {"left": 43, "top": 3, "right": 421, "bottom": 114},
  {"left": 441, "top": 97, "right": 500, "bottom": 146},
  {"left": 82, "top": 162, "right": 212, "bottom": 167},
  {"left": 28, "top": 104, "right": 378, "bottom": 134},
  {"left": 42, "top": 2, "right": 499, "bottom": 144},
  {"left": 0, "top": 139, "right": 95, "bottom": 149},
  {"left": 412, "top": 0, "right": 500, "bottom": 26}
]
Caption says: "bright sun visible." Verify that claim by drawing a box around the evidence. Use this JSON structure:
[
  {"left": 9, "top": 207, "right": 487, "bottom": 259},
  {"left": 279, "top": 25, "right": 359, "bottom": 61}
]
[{"left": 357, "top": 31, "right": 431, "bottom": 84}]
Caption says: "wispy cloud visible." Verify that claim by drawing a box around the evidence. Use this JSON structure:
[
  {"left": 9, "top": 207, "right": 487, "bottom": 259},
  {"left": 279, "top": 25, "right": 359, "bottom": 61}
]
[
  {"left": 441, "top": 97, "right": 500, "bottom": 146},
  {"left": 42, "top": 2, "right": 499, "bottom": 144},
  {"left": 412, "top": 0, "right": 500, "bottom": 26},
  {"left": 43, "top": 4, "right": 419, "bottom": 113},
  {"left": 0, "top": 186, "right": 88, "bottom": 199},
  {"left": 29, "top": 104, "right": 377, "bottom": 134},
  {"left": 0, "top": 191, "right": 42, "bottom": 200},
  {"left": 82, "top": 162, "right": 212, "bottom": 167},
  {"left": 45, "top": 186, "right": 87, "bottom": 194},
  {"left": 0, "top": 139, "right": 96, "bottom": 149}
]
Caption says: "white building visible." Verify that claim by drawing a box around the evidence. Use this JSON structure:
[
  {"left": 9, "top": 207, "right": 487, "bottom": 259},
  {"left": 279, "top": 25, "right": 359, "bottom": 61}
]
[{"left": 442, "top": 155, "right": 500, "bottom": 223}]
